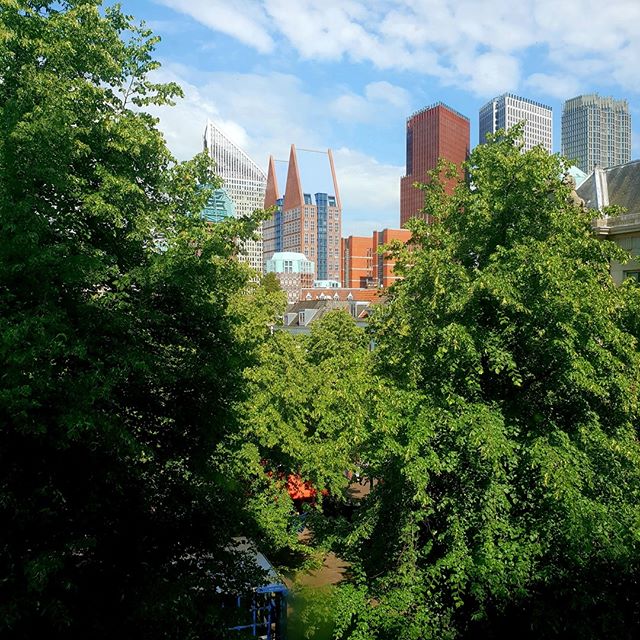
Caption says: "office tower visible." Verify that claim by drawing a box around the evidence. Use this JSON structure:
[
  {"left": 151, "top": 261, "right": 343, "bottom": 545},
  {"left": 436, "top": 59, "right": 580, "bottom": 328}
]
[
  {"left": 400, "top": 103, "right": 470, "bottom": 226},
  {"left": 264, "top": 145, "right": 342, "bottom": 282},
  {"left": 341, "top": 228, "right": 412, "bottom": 289},
  {"left": 562, "top": 94, "right": 631, "bottom": 174},
  {"left": 203, "top": 120, "right": 266, "bottom": 273},
  {"left": 479, "top": 93, "right": 552, "bottom": 153}
]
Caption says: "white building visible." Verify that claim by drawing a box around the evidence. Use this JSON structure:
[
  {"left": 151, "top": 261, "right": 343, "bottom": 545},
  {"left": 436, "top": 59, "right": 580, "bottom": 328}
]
[
  {"left": 562, "top": 94, "right": 631, "bottom": 174},
  {"left": 203, "top": 120, "right": 266, "bottom": 274},
  {"left": 479, "top": 93, "right": 553, "bottom": 153}
]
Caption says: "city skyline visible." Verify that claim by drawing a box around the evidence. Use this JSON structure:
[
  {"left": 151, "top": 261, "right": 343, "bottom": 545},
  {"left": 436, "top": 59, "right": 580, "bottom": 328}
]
[
  {"left": 264, "top": 145, "right": 342, "bottom": 281},
  {"left": 133, "top": 0, "right": 640, "bottom": 236}
]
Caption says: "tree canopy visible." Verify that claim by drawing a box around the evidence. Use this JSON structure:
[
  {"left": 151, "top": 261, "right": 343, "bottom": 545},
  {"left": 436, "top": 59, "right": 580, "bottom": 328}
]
[
  {"left": 0, "top": 2, "right": 277, "bottom": 637},
  {"left": 330, "top": 130, "right": 640, "bottom": 639},
  {"left": 4, "top": 3, "right": 640, "bottom": 639}
]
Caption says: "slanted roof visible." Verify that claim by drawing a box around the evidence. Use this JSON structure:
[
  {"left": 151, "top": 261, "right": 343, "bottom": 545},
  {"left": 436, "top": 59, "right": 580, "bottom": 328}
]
[
  {"left": 577, "top": 160, "right": 640, "bottom": 212},
  {"left": 567, "top": 165, "right": 588, "bottom": 188},
  {"left": 602, "top": 161, "right": 640, "bottom": 212},
  {"left": 203, "top": 120, "right": 266, "bottom": 184}
]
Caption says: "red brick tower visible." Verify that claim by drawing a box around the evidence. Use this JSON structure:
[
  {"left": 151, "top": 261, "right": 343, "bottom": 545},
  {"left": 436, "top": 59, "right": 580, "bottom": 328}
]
[{"left": 400, "top": 103, "right": 470, "bottom": 226}]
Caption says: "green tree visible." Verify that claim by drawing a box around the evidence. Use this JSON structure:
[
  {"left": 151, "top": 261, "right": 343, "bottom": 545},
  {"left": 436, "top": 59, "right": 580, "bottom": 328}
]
[
  {"left": 0, "top": 2, "right": 272, "bottom": 637},
  {"left": 260, "top": 270, "right": 283, "bottom": 294},
  {"left": 232, "top": 310, "right": 375, "bottom": 548},
  {"left": 334, "top": 130, "right": 640, "bottom": 639}
]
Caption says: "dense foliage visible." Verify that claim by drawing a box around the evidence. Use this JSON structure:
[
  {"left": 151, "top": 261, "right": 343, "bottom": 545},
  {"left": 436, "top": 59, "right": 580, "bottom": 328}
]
[
  {"left": 231, "top": 310, "right": 373, "bottom": 547},
  {"left": 4, "top": 3, "right": 640, "bottom": 639},
  {"left": 328, "top": 131, "right": 640, "bottom": 638},
  {"left": 0, "top": 2, "right": 281, "bottom": 637}
]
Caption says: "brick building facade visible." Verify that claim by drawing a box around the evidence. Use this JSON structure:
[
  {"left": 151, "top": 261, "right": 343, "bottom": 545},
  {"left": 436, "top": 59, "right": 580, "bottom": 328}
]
[
  {"left": 400, "top": 103, "right": 470, "bottom": 226},
  {"left": 341, "top": 228, "right": 411, "bottom": 290}
]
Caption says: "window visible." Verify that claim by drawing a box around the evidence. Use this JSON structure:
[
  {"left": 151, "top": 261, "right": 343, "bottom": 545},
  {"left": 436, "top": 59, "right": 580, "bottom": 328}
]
[{"left": 623, "top": 270, "right": 640, "bottom": 283}]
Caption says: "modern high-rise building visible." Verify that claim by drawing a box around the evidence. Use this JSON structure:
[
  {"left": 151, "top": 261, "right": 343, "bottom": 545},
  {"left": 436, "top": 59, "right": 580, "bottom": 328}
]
[
  {"left": 479, "top": 93, "right": 552, "bottom": 153},
  {"left": 400, "top": 103, "right": 470, "bottom": 226},
  {"left": 203, "top": 120, "right": 266, "bottom": 273},
  {"left": 562, "top": 94, "right": 631, "bottom": 174},
  {"left": 263, "top": 145, "right": 342, "bottom": 282}
]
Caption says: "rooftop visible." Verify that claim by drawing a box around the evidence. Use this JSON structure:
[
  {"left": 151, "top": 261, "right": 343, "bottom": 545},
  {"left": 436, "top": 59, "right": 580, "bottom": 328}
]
[
  {"left": 577, "top": 160, "right": 640, "bottom": 213},
  {"left": 481, "top": 93, "right": 552, "bottom": 112},
  {"left": 409, "top": 101, "right": 469, "bottom": 122},
  {"left": 269, "top": 251, "right": 311, "bottom": 262}
]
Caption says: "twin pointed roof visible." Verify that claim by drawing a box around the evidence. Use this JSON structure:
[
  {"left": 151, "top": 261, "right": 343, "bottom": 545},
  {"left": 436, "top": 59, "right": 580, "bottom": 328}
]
[{"left": 264, "top": 145, "right": 341, "bottom": 210}]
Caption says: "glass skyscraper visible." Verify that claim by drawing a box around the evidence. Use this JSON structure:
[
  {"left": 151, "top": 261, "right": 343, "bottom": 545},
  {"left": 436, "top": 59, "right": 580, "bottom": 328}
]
[{"left": 562, "top": 94, "right": 631, "bottom": 174}]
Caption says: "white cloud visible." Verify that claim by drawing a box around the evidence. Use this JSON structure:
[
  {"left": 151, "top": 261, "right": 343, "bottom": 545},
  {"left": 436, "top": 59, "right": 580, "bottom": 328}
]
[
  {"left": 145, "top": 65, "right": 402, "bottom": 236},
  {"left": 329, "top": 81, "right": 410, "bottom": 123},
  {"left": 146, "top": 65, "right": 322, "bottom": 164},
  {"left": 365, "top": 81, "right": 410, "bottom": 108},
  {"left": 330, "top": 93, "right": 371, "bottom": 123},
  {"left": 157, "top": 0, "right": 274, "bottom": 53},
  {"left": 525, "top": 73, "right": 582, "bottom": 101},
  {"left": 450, "top": 49, "right": 521, "bottom": 97},
  {"left": 158, "top": 0, "right": 640, "bottom": 99}
]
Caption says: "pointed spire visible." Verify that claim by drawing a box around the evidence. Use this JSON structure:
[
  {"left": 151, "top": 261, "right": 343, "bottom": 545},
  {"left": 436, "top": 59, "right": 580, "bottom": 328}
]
[
  {"left": 264, "top": 155, "right": 279, "bottom": 209},
  {"left": 327, "top": 148, "right": 342, "bottom": 210},
  {"left": 284, "top": 144, "right": 304, "bottom": 211}
]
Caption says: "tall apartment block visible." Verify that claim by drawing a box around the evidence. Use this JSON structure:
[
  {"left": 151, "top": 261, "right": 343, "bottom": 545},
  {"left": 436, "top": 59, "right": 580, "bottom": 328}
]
[
  {"left": 479, "top": 93, "right": 552, "bottom": 152},
  {"left": 264, "top": 145, "right": 342, "bottom": 282},
  {"left": 562, "top": 94, "right": 631, "bottom": 174},
  {"left": 400, "top": 103, "right": 470, "bottom": 226},
  {"left": 341, "top": 228, "right": 412, "bottom": 289},
  {"left": 203, "top": 120, "right": 266, "bottom": 273}
]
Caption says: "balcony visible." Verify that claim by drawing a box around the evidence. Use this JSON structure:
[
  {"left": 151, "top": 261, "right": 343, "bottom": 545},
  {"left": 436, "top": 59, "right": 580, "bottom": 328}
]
[{"left": 593, "top": 212, "right": 640, "bottom": 236}]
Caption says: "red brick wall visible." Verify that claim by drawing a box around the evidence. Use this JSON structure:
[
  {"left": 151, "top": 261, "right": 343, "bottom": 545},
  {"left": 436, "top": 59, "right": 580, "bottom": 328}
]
[
  {"left": 341, "top": 236, "right": 372, "bottom": 288},
  {"left": 373, "top": 228, "right": 411, "bottom": 288}
]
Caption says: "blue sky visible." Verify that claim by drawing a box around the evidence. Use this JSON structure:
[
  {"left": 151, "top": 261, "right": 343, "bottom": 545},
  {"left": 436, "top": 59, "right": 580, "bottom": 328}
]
[{"left": 126, "top": 0, "right": 640, "bottom": 236}]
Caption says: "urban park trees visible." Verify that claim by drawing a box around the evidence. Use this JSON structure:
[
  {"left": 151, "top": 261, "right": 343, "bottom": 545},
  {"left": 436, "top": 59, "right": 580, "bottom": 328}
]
[
  {"left": 3, "top": 2, "right": 640, "bottom": 639},
  {"left": 0, "top": 2, "right": 276, "bottom": 637},
  {"left": 330, "top": 131, "right": 640, "bottom": 639}
]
